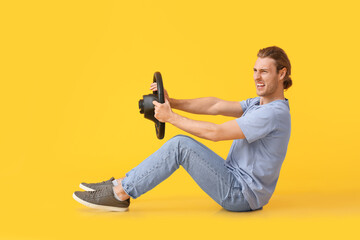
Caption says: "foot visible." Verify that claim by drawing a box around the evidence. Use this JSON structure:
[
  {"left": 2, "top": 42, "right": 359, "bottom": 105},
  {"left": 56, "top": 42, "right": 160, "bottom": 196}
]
[
  {"left": 73, "top": 185, "right": 130, "bottom": 212},
  {"left": 79, "top": 177, "right": 115, "bottom": 191}
]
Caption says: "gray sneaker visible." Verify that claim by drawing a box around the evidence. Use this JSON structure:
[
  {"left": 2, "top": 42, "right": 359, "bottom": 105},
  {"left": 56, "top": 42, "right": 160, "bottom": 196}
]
[
  {"left": 73, "top": 185, "right": 130, "bottom": 212},
  {"left": 79, "top": 177, "right": 115, "bottom": 191}
]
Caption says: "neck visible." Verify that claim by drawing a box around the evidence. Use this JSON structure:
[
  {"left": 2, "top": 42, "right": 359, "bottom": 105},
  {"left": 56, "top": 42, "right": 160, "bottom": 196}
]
[{"left": 259, "top": 91, "right": 285, "bottom": 105}]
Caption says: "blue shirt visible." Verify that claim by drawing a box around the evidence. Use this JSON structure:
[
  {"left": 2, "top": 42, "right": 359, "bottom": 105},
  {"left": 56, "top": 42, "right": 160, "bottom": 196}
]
[{"left": 225, "top": 97, "right": 291, "bottom": 209}]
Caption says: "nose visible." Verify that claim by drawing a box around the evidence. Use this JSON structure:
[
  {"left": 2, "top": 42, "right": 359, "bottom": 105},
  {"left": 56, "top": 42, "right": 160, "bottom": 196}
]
[{"left": 254, "top": 71, "right": 261, "bottom": 80}]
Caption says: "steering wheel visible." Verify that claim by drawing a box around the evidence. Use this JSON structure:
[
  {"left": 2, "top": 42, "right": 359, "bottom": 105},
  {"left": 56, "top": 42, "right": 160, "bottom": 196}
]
[{"left": 138, "top": 72, "right": 165, "bottom": 139}]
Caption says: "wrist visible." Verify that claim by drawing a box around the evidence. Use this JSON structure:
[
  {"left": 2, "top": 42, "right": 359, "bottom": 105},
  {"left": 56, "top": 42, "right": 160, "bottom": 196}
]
[
  {"left": 169, "top": 98, "right": 177, "bottom": 108},
  {"left": 168, "top": 111, "right": 178, "bottom": 125}
]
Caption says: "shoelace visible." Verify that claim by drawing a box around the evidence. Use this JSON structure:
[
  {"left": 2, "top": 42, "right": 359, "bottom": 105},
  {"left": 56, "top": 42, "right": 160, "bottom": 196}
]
[{"left": 87, "top": 185, "right": 111, "bottom": 198}]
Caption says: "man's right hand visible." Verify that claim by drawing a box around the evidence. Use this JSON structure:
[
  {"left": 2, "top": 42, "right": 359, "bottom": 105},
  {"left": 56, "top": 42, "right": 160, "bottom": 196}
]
[{"left": 150, "top": 82, "right": 170, "bottom": 102}]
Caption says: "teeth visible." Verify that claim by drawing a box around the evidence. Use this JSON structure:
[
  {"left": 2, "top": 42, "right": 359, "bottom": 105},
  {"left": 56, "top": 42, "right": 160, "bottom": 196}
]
[{"left": 257, "top": 84, "right": 265, "bottom": 87}]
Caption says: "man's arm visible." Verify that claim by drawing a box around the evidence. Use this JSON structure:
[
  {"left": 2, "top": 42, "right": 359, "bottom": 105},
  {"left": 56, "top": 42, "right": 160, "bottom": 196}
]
[
  {"left": 170, "top": 97, "right": 244, "bottom": 118},
  {"left": 150, "top": 83, "right": 244, "bottom": 117},
  {"left": 153, "top": 99, "right": 245, "bottom": 142}
]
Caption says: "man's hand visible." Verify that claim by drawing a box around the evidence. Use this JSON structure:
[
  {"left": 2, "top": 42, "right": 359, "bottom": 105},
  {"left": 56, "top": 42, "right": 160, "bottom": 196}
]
[
  {"left": 150, "top": 82, "right": 170, "bottom": 102},
  {"left": 153, "top": 99, "right": 174, "bottom": 123}
]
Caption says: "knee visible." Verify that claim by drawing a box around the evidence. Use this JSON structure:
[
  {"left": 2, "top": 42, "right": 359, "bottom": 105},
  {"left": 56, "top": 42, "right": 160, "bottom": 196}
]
[
  {"left": 171, "top": 134, "right": 194, "bottom": 142},
  {"left": 163, "top": 135, "right": 198, "bottom": 164},
  {"left": 168, "top": 134, "right": 197, "bottom": 148}
]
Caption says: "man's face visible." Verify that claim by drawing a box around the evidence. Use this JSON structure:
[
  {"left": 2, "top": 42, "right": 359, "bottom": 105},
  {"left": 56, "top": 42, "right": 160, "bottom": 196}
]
[{"left": 253, "top": 57, "right": 283, "bottom": 97}]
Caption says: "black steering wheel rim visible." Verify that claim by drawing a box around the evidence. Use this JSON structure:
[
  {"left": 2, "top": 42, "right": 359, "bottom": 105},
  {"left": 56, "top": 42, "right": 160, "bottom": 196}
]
[{"left": 153, "top": 72, "right": 165, "bottom": 139}]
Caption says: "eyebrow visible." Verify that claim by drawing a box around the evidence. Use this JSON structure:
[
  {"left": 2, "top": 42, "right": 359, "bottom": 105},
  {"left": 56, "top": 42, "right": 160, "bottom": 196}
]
[{"left": 253, "top": 68, "right": 269, "bottom": 71}]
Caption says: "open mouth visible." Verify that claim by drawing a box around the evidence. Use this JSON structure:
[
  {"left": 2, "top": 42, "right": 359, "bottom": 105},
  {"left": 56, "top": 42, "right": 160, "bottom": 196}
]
[{"left": 256, "top": 83, "right": 265, "bottom": 88}]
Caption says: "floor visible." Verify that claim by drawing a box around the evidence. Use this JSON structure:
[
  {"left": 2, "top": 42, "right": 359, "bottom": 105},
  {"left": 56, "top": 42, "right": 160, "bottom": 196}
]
[{"left": 1, "top": 185, "right": 359, "bottom": 240}]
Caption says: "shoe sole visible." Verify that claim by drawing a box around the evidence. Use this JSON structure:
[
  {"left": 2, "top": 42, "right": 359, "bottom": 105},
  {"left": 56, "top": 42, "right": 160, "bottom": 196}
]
[
  {"left": 79, "top": 183, "right": 96, "bottom": 191},
  {"left": 72, "top": 193, "right": 128, "bottom": 212}
]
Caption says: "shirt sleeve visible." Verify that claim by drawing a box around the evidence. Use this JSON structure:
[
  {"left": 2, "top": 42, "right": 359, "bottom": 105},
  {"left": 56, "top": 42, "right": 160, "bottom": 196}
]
[
  {"left": 240, "top": 98, "right": 253, "bottom": 113},
  {"left": 236, "top": 106, "right": 277, "bottom": 143}
]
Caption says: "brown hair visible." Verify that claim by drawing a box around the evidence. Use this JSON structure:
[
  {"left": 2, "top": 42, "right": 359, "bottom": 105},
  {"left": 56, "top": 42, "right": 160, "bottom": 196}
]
[{"left": 257, "top": 46, "right": 292, "bottom": 90}]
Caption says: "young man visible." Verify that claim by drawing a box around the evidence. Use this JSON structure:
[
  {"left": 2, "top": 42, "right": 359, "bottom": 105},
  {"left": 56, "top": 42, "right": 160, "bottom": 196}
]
[{"left": 73, "top": 46, "right": 292, "bottom": 212}]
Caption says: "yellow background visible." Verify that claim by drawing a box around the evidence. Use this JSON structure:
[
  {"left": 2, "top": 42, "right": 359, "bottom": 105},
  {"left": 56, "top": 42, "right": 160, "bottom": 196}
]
[{"left": 1, "top": 0, "right": 359, "bottom": 239}]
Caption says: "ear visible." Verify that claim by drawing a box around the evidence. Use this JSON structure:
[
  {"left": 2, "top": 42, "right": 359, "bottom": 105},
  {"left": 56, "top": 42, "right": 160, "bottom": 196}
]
[{"left": 279, "top": 67, "right": 287, "bottom": 81}]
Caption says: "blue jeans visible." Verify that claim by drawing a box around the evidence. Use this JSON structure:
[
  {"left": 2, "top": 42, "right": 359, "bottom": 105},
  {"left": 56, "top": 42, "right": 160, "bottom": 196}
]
[{"left": 121, "top": 135, "right": 251, "bottom": 212}]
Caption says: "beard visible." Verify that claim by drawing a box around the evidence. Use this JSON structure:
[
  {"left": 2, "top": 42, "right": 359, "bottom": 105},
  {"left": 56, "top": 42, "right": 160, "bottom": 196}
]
[{"left": 256, "top": 82, "right": 278, "bottom": 97}]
